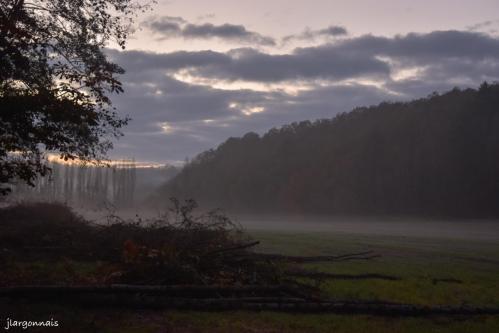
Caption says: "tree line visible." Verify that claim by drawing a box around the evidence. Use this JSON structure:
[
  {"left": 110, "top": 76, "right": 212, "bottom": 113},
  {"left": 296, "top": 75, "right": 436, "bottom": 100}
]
[
  {"left": 159, "top": 83, "right": 499, "bottom": 218},
  {"left": 8, "top": 160, "right": 136, "bottom": 209}
]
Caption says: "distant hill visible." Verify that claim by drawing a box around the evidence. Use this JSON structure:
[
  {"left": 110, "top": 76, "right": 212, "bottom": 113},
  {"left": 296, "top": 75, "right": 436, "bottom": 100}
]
[{"left": 157, "top": 83, "right": 499, "bottom": 217}]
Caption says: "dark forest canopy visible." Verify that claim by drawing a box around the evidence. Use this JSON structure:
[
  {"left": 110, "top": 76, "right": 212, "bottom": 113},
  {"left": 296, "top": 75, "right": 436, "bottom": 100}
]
[{"left": 158, "top": 83, "right": 499, "bottom": 218}]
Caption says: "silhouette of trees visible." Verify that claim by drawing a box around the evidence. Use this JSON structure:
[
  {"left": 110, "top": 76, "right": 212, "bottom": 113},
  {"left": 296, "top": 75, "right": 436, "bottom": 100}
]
[
  {"left": 10, "top": 159, "right": 137, "bottom": 209},
  {"left": 161, "top": 83, "right": 499, "bottom": 218},
  {"left": 0, "top": 0, "right": 152, "bottom": 194}
]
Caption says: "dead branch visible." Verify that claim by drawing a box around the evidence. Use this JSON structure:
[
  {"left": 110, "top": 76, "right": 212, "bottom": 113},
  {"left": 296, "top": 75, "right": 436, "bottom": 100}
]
[
  {"left": 287, "top": 271, "right": 401, "bottom": 281},
  {"left": 244, "top": 251, "right": 380, "bottom": 263},
  {"left": 432, "top": 278, "right": 463, "bottom": 285},
  {"left": 2, "top": 289, "right": 499, "bottom": 315},
  {"left": 0, "top": 284, "right": 299, "bottom": 297},
  {"left": 204, "top": 241, "right": 260, "bottom": 256}
]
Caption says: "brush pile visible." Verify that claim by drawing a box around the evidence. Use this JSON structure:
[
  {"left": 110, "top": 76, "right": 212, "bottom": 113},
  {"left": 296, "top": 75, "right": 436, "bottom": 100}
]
[
  {"left": 0, "top": 199, "right": 286, "bottom": 286},
  {"left": 0, "top": 199, "right": 385, "bottom": 311}
]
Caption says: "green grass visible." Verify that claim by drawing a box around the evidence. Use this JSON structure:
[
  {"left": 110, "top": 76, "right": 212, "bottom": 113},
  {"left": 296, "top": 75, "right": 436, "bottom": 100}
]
[
  {"left": 2, "top": 229, "right": 499, "bottom": 332},
  {"left": 162, "top": 311, "right": 499, "bottom": 333},
  {"left": 3, "top": 306, "right": 499, "bottom": 333},
  {"left": 252, "top": 230, "right": 499, "bottom": 307}
]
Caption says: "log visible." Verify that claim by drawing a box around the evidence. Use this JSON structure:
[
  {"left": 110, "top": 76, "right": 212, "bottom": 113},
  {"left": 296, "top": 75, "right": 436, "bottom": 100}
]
[
  {"left": 3, "top": 291, "right": 499, "bottom": 316},
  {"left": 205, "top": 241, "right": 260, "bottom": 256},
  {"left": 287, "top": 271, "right": 402, "bottom": 281},
  {"left": 432, "top": 278, "right": 463, "bottom": 285},
  {"left": 0, "top": 284, "right": 298, "bottom": 297},
  {"left": 247, "top": 251, "right": 380, "bottom": 263}
]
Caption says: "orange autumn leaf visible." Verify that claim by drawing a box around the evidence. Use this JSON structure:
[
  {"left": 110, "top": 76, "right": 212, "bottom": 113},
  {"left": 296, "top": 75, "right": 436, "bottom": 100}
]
[{"left": 123, "top": 239, "right": 141, "bottom": 263}]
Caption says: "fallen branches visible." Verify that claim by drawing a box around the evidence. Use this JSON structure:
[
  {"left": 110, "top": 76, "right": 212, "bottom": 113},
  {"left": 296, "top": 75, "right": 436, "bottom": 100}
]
[
  {"left": 287, "top": 271, "right": 402, "bottom": 281},
  {"left": 432, "top": 278, "right": 463, "bottom": 285},
  {"left": 2, "top": 285, "right": 498, "bottom": 315},
  {"left": 205, "top": 241, "right": 261, "bottom": 256},
  {"left": 247, "top": 251, "right": 380, "bottom": 263},
  {"left": 0, "top": 284, "right": 300, "bottom": 298},
  {"left": 0, "top": 200, "right": 389, "bottom": 311}
]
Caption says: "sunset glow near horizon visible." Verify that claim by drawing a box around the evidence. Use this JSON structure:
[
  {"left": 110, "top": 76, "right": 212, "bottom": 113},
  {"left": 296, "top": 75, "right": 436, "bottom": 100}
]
[{"left": 107, "top": 0, "right": 499, "bottom": 165}]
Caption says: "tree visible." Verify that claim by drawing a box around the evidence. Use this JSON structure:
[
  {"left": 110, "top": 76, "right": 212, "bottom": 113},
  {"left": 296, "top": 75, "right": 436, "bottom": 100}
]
[
  {"left": 159, "top": 83, "right": 499, "bottom": 217},
  {"left": 0, "top": 0, "right": 152, "bottom": 194}
]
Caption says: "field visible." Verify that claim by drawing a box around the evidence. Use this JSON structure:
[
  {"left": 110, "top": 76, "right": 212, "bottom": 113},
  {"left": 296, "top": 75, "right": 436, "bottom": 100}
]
[
  {"left": 252, "top": 230, "right": 499, "bottom": 308},
  {"left": 2, "top": 221, "right": 499, "bottom": 333}
]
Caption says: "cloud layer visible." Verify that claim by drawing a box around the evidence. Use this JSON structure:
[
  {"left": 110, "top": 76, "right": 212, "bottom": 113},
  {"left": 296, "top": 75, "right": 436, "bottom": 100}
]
[
  {"left": 108, "top": 29, "right": 499, "bottom": 163},
  {"left": 144, "top": 16, "right": 276, "bottom": 46}
]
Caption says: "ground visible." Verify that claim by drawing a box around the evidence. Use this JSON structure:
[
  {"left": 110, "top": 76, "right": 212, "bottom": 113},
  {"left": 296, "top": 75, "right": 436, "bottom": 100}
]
[{"left": 1, "top": 227, "right": 499, "bottom": 332}]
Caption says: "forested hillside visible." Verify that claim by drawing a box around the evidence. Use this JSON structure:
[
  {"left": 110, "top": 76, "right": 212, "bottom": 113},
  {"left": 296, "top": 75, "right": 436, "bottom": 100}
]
[{"left": 158, "top": 83, "right": 499, "bottom": 217}]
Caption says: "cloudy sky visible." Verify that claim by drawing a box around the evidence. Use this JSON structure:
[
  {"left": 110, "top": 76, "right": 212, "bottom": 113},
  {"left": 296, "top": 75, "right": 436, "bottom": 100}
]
[{"left": 107, "top": 0, "right": 499, "bottom": 165}]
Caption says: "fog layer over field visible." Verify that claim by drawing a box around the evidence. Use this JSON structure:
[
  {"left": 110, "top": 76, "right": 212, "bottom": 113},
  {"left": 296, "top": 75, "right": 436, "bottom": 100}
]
[
  {"left": 76, "top": 205, "right": 499, "bottom": 242},
  {"left": 235, "top": 216, "right": 499, "bottom": 241}
]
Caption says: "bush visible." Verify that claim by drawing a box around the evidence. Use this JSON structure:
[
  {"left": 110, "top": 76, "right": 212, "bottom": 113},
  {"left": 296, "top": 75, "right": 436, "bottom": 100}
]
[{"left": 0, "top": 199, "right": 282, "bottom": 286}]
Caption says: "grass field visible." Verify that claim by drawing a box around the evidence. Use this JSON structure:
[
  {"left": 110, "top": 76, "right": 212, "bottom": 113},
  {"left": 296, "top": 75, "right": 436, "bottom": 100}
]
[
  {"left": 2, "top": 228, "right": 499, "bottom": 332},
  {"left": 252, "top": 230, "right": 499, "bottom": 307}
]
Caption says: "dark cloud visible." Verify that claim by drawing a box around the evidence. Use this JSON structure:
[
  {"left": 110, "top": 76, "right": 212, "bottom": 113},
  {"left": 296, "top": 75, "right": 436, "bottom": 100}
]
[
  {"left": 282, "top": 25, "right": 348, "bottom": 44},
  {"left": 322, "top": 26, "right": 348, "bottom": 36},
  {"left": 467, "top": 19, "right": 499, "bottom": 35},
  {"left": 109, "top": 46, "right": 390, "bottom": 83},
  {"left": 107, "top": 30, "right": 499, "bottom": 163},
  {"left": 113, "top": 30, "right": 499, "bottom": 84},
  {"left": 182, "top": 23, "right": 275, "bottom": 46},
  {"left": 109, "top": 84, "right": 386, "bottom": 163},
  {"left": 467, "top": 20, "right": 495, "bottom": 31},
  {"left": 107, "top": 49, "right": 229, "bottom": 73},
  {"left": 189, "top": 47, "right": 389, "bottom": 82},
  {"left": 339, "top": 30, "right": 499, "bottom": 62},
  {"left": 143, "top": 16, "right": 275, "bottom": 46}
]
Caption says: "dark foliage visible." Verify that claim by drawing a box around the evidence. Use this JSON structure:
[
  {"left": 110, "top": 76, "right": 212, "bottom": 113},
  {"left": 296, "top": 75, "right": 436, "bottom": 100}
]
[
  {"left": 0, "top": 0, "right": 151, "bottom": 194},
  {"left": 160, "top": 83, "right": 499, "bottom": 217},
  {"left": 0, "top": 201, "right": 93, "bottom": 249},
  {"left": 0, "top": 201, "right": 282, "bottom": 286}
]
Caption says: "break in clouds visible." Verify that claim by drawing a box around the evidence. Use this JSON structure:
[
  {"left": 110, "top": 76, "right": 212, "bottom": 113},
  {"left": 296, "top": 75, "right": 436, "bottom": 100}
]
[{"left": 108, "top": 18, "right": 499, "bottom": 164}]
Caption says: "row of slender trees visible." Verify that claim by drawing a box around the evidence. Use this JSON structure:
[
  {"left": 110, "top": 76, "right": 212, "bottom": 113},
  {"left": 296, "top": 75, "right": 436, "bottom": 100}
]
[{"left": 8, "top": 159, "right": 137, "bottom": 209}]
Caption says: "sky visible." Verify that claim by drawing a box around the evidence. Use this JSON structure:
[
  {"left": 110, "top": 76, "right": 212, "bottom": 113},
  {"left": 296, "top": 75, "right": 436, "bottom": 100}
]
[{"left": 106, "top": 0, "right": 499, "bottom": 165}]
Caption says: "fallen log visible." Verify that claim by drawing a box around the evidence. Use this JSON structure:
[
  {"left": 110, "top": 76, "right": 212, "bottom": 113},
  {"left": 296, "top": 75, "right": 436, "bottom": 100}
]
[
  {"left": 287, "top": 271, "right": 402, "bottom": 281},
  {"left": 205, "top": 241, "right": 260, "bottom": 256},
  {"left": 3, "top": 291, "right": 499, "bottom": 316},
  {"left": 0, "top": 284, "right": 300, "bottom": 298},
  {"left": 246, "top": 251, "right": 380, "bottom": 263},
  {"left": 432, "top": 278, "right": 463, "bottom": 285}
]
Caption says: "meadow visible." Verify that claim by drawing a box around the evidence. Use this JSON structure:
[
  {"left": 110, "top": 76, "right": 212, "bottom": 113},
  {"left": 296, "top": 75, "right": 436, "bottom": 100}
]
[{"left": 3, "top": 223, "right": 498, "bottom": 332}]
